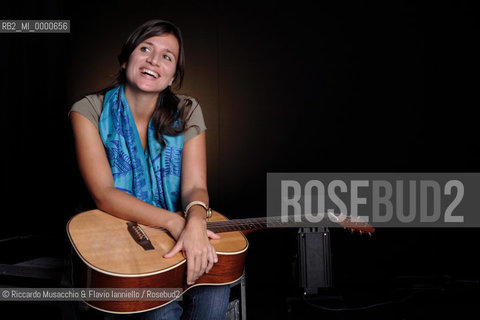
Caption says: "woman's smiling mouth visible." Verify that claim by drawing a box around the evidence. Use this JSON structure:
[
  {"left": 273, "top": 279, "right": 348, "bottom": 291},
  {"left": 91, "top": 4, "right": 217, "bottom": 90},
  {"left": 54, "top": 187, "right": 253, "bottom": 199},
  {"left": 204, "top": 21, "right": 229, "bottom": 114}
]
[{"left": 140, "top": 68, "right": 159, "bottom": 79}]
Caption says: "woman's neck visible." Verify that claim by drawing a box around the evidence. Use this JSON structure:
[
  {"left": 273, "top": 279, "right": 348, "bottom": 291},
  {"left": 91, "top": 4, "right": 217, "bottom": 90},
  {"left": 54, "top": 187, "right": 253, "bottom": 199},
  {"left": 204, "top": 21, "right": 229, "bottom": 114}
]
[{"left": 124, "top": 85, "right": 159, "bottom": 123}]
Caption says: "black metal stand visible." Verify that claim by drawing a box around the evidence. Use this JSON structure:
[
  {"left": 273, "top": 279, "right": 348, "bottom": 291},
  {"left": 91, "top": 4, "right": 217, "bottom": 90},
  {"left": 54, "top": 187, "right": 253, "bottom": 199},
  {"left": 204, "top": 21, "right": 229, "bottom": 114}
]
[
  {"left": 286, "top": 227, "right": 344, "bottom": 315},
  {"left": 298, "top": 227, "right": 332, "bottom": 294}
]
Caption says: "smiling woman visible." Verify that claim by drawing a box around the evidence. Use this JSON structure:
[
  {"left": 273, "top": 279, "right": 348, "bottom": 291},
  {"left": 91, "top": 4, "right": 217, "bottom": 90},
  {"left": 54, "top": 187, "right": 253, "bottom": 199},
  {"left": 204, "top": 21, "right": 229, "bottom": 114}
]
[
  {"left": 124, "top": 34, "right": 178, "bottom": 95},
  {"left": 69, "top": 19, "right": 230, "bottom": 320}
]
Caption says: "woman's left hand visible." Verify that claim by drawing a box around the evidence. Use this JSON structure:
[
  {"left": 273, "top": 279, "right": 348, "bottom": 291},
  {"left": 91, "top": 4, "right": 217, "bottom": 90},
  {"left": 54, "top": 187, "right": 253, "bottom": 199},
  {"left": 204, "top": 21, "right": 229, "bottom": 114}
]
[{"left": 163, "top": 212, "right": 220, "bottom": 285}]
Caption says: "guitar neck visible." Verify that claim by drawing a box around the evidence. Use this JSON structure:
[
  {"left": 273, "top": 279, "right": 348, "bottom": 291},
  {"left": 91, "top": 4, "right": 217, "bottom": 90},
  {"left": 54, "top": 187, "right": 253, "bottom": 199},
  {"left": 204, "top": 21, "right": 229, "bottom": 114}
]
[
  {"left": 206, "top": 216, "right": 330, "bottom": 233},
  {"left": 206, "top": 217, "right": 269, "bottom": 233},
  {"left": 206, "top": 214, "right": 374, "bottom": 234}
]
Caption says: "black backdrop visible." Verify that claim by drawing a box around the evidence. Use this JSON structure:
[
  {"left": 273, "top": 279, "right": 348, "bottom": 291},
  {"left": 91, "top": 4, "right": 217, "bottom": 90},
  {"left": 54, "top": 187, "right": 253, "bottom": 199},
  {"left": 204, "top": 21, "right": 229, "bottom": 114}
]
[{"left": 1, "top": 1, "right": 479, "bottom": 319}]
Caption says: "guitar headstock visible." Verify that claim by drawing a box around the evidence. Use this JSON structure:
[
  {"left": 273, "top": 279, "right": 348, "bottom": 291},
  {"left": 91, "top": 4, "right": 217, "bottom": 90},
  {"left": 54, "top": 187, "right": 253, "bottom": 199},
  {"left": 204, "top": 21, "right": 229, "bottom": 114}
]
[{"left": 327, "top": 212, "right": 375, "bottom": 236}]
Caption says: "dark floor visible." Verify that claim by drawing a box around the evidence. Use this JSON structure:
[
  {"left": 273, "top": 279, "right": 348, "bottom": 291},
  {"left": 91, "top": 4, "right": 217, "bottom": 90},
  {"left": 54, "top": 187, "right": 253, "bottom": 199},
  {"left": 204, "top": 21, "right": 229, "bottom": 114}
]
[{"left": 245, "top": 276, "right": 479, "bottom": 320}]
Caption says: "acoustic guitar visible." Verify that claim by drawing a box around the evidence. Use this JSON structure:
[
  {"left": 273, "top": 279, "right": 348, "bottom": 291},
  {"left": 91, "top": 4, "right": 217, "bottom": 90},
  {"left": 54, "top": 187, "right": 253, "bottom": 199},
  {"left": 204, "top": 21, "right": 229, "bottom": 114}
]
[{"left": 67, "top": 209, "right": 373, "bottom": 314}]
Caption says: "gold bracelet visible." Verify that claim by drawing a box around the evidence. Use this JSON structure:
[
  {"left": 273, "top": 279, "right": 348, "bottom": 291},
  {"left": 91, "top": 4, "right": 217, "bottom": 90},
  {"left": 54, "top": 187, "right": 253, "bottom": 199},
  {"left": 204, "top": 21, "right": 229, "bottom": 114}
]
[{"left": 184, "top": 201, "right": 212, "bottom": 219}]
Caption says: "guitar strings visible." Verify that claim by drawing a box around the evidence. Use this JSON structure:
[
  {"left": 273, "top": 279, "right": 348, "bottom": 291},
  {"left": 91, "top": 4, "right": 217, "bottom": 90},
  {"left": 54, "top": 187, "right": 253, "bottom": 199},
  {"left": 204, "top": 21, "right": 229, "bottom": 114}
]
[{"left": 206, "top": 216, "right": 372, "bottom": 233}]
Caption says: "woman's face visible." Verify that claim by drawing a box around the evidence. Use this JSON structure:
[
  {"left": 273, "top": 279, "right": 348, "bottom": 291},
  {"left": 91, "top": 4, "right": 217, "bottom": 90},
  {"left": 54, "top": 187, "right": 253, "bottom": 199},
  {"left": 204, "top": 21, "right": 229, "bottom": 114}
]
[{"left": 123, "top": 33, "right": 179, "bottom": 94}]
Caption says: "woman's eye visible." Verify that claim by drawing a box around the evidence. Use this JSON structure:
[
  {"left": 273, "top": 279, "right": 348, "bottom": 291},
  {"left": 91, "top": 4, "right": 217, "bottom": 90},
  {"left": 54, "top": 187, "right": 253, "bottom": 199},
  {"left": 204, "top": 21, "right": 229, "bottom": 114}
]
[
  {"left": 164, "top": 55, "right": 172, "bottom": 61},
  {"left": 140, "top": 47, "right": 150, "bottom": 53}
]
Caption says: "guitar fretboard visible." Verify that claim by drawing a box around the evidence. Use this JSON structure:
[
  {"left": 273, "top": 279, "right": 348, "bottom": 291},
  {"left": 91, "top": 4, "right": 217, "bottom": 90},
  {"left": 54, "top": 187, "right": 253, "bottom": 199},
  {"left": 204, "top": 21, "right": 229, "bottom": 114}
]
[
  {"left": 207, "top": 217, "right": 268, "bottom": 233},
  {"left": 206, "top": 215, "right": 374, "bottom": 234}
]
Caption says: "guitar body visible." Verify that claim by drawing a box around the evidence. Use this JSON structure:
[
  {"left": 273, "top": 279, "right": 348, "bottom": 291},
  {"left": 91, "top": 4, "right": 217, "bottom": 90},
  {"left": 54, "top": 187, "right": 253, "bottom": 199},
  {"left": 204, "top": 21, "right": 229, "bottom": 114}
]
[{"left": 67, "top": 209, "right": 248, "bottom": 314}]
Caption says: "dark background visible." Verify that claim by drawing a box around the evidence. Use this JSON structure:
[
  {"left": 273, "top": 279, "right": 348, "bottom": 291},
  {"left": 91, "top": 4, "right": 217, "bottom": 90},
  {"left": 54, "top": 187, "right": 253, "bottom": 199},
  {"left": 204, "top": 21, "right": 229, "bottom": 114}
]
[{"left": 1, "top": 0, "right": 479, "bottom": 319}]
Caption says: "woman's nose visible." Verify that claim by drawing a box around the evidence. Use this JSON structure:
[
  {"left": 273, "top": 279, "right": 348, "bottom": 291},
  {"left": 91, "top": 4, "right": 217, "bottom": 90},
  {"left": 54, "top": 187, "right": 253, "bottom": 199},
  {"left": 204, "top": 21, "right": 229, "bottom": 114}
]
[{"left": 146, "top": 53, "right": 159, "bottom": 66}]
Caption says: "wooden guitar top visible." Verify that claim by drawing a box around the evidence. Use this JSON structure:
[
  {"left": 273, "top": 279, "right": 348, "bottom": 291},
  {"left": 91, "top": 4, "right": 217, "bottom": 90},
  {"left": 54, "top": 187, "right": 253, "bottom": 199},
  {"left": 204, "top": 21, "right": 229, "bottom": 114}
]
[{"left": 67, "top": 210, "right": 248, "bottom": 277}]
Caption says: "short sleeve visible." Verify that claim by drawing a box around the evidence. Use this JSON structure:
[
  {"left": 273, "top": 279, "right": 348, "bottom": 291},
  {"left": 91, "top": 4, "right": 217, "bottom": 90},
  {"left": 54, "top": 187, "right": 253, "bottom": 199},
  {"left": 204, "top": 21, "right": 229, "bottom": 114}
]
[
  {"left": 69, "top": 94, "right": 104, "bottom": 129},
  {"left": 182, "top": 97, "right": 207, "bottom": 143}
]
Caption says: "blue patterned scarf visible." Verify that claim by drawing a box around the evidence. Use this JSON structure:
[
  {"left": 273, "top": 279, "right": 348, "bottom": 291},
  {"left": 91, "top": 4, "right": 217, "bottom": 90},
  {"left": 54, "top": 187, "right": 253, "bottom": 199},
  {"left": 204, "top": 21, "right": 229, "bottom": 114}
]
[{"left": 99, "top": 85, "right": 184, "bottom": 211}]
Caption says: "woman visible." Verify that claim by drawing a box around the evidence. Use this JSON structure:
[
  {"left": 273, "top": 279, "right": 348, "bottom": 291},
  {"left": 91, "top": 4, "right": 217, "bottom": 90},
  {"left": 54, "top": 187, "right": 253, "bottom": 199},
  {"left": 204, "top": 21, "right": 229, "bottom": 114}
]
[{"left": 70, "top": 19, "right": 230, "bottom": 319}]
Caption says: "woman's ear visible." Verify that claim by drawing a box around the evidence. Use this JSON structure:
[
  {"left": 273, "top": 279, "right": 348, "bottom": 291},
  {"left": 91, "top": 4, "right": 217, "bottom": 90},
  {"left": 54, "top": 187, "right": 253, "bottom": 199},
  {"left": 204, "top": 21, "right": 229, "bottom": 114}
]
[{"left": 121, "top": 62, "right": 127, "bottom": 69}]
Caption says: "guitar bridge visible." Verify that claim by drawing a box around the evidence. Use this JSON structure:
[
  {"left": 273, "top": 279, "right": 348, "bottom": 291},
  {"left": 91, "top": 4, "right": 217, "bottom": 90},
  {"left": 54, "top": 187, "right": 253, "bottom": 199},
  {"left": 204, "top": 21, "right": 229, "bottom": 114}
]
[{"left": 127, "top": 222, "right": 155, "bottom": 250}]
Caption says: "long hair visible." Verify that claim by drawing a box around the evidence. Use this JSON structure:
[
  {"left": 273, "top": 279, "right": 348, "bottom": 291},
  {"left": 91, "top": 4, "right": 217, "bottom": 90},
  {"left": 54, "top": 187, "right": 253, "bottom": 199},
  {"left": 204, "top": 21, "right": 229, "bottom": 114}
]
[{"left": 100, "top": 19, "right": 193, "bottom": 146}]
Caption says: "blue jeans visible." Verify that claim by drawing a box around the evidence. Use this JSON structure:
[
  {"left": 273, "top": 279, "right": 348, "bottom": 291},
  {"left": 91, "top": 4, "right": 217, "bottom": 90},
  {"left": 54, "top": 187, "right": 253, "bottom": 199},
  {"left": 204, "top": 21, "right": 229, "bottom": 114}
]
[{"left": 139, "top": 285, "right": 231, "bottom": 320}]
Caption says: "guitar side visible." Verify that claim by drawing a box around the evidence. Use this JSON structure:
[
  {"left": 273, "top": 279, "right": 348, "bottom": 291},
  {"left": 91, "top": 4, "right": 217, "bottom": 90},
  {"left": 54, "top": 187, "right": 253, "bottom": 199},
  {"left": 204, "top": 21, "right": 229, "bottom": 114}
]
[{"left": 67, "top": 209, "right": 248, "bottom": 314}]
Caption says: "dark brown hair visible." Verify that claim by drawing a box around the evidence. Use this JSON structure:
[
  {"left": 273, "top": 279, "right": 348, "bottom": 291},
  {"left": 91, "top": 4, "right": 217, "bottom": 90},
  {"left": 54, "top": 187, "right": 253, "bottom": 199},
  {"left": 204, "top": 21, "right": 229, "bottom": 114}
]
[{"left": 101, "top": 19, "right": 193, "bottom": 146}]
